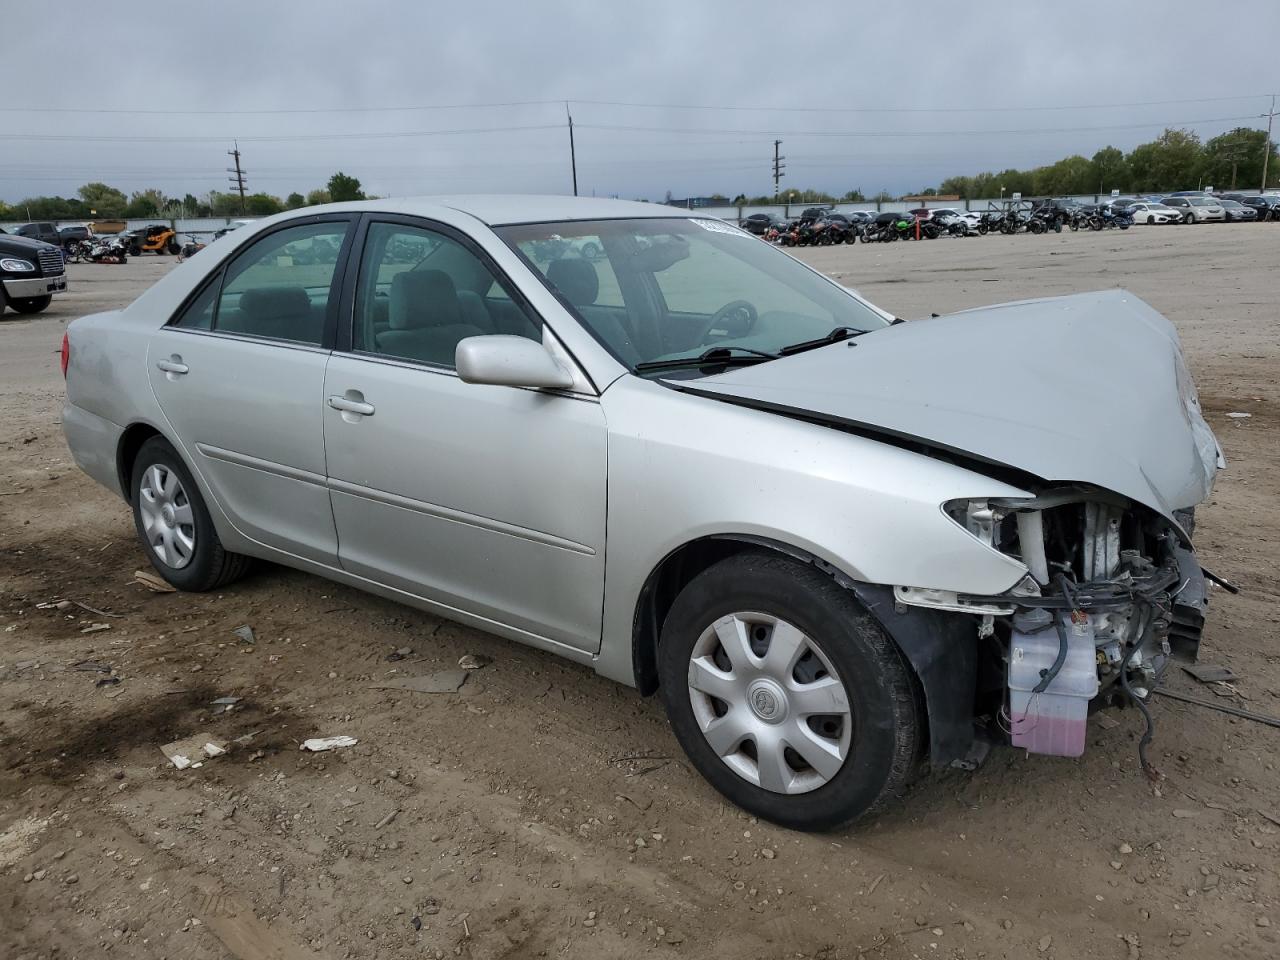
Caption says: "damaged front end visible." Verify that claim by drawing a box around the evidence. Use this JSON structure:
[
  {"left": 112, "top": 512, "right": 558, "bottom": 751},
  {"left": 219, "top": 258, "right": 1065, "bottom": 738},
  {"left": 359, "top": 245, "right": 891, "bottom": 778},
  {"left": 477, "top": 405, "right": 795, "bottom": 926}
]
[{"left": 900, "top": 489, "right": 1210, "bottom": 761}]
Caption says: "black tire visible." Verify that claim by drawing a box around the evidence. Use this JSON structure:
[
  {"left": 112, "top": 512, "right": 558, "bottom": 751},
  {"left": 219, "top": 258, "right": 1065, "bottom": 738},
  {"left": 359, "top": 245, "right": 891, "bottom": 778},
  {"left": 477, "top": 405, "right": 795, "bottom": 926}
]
[
  {"left": 166, "top": 238, "right": 181, "bottom": 255},
  {"left": 9, "top": 295, "right": 52, "bottom": 314},
  {"left": 656, "top": 553, "right": 923, "bottom": 831},
  {"left": 129, "top": 244, "right": 141, "bottom": 257},
  {"left": 130, "top": 436, "right": 251, "bottom": 591}
]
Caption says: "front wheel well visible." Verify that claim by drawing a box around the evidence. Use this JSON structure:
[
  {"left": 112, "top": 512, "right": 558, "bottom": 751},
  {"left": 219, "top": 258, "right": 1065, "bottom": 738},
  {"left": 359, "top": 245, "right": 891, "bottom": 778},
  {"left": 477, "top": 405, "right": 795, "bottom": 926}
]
[
  {"left": 116, "top": 423, "right": 164, "bottom": 502},
  {"left": 630, "top": 535, "right": 856, "bottom": 697}
]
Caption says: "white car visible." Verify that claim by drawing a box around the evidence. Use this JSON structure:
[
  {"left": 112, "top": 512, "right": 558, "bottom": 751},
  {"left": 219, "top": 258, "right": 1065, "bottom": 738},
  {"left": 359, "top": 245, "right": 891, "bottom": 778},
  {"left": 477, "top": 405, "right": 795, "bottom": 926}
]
[
  {"left": 1126, "top": 202, "right": 1184, "bottom": 225},
  {"left": 1161, "top": 196, "right": 1226, "bottom": 223},
  {"left": 60, "top": 195, "right": 1223, "bottom": 829}
]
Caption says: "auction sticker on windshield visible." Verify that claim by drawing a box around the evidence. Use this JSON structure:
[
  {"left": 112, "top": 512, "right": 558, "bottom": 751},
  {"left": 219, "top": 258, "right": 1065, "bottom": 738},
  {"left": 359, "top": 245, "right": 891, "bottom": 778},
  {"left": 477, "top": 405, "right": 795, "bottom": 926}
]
[{"left": 690, "top": 218, "right": 750, "bottom": 237}]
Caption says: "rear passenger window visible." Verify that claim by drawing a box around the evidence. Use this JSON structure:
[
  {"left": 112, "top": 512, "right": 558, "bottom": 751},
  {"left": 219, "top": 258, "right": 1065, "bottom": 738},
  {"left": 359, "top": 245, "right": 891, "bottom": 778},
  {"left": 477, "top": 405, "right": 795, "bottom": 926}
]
[
  {"left": 213, "top": 222, "right": 349, "bottom": 345},
  {"left": 353, "top": 222, "right": 540, "bottom": 369}
]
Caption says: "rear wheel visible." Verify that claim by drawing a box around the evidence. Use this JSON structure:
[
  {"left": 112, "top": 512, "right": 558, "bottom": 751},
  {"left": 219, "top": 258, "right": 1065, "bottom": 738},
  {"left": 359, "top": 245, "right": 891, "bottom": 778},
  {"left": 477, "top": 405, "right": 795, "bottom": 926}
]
[
  {"left": 130, "top": 437, "right": 251, "bottom": 591},
  {"left": 657, "top": 553, "right": 923, "bottom": 831}
]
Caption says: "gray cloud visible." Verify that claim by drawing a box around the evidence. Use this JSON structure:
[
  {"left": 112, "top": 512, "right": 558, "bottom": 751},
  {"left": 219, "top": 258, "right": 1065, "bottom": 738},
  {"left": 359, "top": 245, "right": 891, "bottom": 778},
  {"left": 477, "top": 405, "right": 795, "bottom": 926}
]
[{"left": 3, "top": 0, "right": 1278, "bottom": 203}]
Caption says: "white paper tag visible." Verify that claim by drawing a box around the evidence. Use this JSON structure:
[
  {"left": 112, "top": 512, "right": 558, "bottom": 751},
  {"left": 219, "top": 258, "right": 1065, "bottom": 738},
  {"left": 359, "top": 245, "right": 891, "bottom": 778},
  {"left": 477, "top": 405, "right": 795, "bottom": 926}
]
[{"left": 689, "top": 218, "right": 749, "bottom": 237}]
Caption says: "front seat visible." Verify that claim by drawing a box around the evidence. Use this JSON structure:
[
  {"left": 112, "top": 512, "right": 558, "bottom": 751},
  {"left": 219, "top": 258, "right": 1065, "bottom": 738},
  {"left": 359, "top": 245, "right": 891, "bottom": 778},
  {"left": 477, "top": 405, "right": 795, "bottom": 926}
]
[
  {"left": 545, "top": 258, "right": 640, "bottom": 365},
  {"left": 377, "top": 270, "right": 485, "bottom": 366}
]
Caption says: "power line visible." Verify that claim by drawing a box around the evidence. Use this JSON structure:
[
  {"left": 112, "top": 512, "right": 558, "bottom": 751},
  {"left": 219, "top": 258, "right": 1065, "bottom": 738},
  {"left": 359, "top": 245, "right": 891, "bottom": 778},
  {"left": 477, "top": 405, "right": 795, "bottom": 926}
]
[
  {"left": 571, "top": 95, "right": 1276, "bottom": 114},
  {"left": 581, "top": 115, "right": 1260, "bottom": 138},
  {"left": 0, "top": 115, "right": 1257, "bottom": 146},
  {"left": 0, "top": 123, "right": 565, "bottom": 144},
  {"left": 0, "top": 93, "right": 1270, "bottom": 117}
]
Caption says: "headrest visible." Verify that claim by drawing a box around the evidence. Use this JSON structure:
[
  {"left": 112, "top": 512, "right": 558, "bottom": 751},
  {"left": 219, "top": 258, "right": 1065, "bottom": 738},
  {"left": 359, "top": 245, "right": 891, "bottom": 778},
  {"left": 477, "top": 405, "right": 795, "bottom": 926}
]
[
  {"left": 546, "top": 258, "right": 599, "bottom": 307},
  {"left": 238, "top": 286, "right": 310, "bottom": 320},
  {"left": 389, "top": 270, "right": 461, "bottom": 330}
]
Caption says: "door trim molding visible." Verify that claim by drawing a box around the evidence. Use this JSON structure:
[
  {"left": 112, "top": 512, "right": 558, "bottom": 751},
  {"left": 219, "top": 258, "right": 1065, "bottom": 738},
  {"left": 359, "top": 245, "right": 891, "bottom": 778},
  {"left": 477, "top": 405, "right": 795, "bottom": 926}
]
[
  {"left": 328, "top": 479, "right": 597, "bottom": 556},
  {"left": 195, "top": 443, "right": 328, "bottom": 488}
]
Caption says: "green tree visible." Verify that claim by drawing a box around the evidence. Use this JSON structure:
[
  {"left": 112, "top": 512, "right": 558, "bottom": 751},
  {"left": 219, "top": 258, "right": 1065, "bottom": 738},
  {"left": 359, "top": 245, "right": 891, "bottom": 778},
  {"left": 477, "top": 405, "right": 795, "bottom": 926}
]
[
  {"left": 1127, "top": 128, "right": 1202, "bottom": 192},
  {"left": 125, "top": 188, "right": 169, "bottom": 218},
  {"left": 244, "top": 193, "right": 285, "bottom": 215},
  {"left": 1031, "top": 155, "right": 1092, "bottom": 196},
  {"left": 1089, "top": 147, "right": 1131, "bottom": 195},
  {"left": 77, "top": 182, "right": 127, "bottom": 217},
  {"left": 306, "top": 188, "right": 332, "bottom": 206},
  {"left": 841, "top": 188, "right": 866, "bottom": 202},
  {"left": 285, "top": 192, "right": 306, "bottom": 209},
  {"left": 327, "top": 172, "right": 365, "bottom": 202},
  {"left": 1200, "top": 127, "right": 1276, "bottom": 191}
]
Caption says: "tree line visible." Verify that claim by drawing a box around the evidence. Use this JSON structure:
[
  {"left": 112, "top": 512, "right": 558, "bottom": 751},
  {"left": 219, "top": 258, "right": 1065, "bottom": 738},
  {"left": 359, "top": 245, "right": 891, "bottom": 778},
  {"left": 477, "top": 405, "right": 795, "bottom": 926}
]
[
  {"left": 0, "top": 171, "right": 367, "bottom": 222},
  {"left": 682, "top": 127, "right": 1277, "bottom": 206},
  {"left": 936, "top": 127, "right": 1276, "bottom": 200}
]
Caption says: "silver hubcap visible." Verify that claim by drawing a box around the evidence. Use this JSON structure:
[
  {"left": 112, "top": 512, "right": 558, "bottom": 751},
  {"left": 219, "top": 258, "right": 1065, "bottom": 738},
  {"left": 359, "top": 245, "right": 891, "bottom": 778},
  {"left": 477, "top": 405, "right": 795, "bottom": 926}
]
[
  {"left": 138, "top": 464, "right": 196, "bottom": 569},
  {"left": 687, "top": 612, "right": 852, "bottom": 795}
]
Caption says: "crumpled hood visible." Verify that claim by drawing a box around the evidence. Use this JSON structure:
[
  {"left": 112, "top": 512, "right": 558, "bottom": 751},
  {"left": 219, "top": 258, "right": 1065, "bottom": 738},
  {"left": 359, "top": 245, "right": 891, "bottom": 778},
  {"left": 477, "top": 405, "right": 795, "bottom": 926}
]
[{"left": 683, "top": 289, "right": 1222, "bottom": 523}]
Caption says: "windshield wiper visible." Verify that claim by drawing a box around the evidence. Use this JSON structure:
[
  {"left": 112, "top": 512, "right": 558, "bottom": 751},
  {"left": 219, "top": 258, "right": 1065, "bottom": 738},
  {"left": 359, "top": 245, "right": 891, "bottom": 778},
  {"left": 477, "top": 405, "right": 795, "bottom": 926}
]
[
  {"left": 778, "top": 326, "right": 867, "bottom": 356},
  {"left": 633, "top": 345, "right": 779, "bottom": 373}
]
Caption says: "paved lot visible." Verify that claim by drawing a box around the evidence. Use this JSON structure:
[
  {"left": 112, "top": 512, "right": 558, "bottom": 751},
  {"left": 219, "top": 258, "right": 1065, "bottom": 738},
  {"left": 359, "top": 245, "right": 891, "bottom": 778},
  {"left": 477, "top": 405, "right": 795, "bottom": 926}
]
[{"left": 1, "top": 227, "right": 1277, "bottom": 960}]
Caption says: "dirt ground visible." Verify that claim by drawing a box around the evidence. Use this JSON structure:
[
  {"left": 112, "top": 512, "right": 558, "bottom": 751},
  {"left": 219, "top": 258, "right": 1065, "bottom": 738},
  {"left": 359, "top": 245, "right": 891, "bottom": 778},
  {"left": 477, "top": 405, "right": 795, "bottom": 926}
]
[{"left": 1, "top": 226, "right": 1277, "bottom": 960}]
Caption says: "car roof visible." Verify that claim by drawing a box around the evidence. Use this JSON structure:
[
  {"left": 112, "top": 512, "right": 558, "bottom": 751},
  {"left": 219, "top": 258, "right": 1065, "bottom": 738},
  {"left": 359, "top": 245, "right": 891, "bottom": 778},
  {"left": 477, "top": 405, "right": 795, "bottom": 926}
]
[{"left": 292, "top": 194, "right": 681, "bottom": 227}]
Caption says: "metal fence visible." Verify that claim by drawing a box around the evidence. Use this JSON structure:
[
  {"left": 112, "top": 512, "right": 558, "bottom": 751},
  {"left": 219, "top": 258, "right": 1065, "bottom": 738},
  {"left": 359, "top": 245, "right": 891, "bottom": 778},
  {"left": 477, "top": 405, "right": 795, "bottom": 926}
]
[
  {"left": 4, "top": 188, "right": 1278, "bottom": 235},
  {"left": 0, "top": 216, "right": 251, "bottom": 237}
]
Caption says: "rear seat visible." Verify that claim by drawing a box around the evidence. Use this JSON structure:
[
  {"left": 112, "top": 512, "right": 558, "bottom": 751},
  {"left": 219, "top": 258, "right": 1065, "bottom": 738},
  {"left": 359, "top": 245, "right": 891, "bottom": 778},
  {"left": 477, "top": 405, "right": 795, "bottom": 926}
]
[{"left": 221, "top": 286, "right": 323, "bottom": 344}]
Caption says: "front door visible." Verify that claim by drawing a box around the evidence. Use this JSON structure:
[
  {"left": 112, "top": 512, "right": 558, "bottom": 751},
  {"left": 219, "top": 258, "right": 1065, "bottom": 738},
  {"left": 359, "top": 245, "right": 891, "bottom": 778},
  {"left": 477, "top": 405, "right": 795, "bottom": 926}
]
[
  {"left": 321, "top": 218, "right": 608, "bottom": 652},
  {"left": 148, "top": 217, "right": 353, "bottom": 564}
]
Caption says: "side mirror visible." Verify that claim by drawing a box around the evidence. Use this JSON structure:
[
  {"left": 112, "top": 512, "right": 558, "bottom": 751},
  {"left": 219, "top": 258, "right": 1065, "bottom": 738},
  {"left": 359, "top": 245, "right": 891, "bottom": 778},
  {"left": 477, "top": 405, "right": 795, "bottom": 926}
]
[{"left": 455, "top": 335, "right": 574, "bottom": 390}]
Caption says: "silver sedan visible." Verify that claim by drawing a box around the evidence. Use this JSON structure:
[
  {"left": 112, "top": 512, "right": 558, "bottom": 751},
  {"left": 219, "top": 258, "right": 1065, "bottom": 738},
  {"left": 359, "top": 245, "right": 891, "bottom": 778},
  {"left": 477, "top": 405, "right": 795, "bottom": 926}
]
[{"left": 62, "top": 196, "right": 1222, "bottom": 829}]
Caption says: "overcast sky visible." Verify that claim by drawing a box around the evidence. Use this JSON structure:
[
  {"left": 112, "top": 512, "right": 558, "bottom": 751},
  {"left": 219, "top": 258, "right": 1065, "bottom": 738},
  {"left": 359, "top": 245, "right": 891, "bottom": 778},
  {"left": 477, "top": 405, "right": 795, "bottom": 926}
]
[{"left": 4, "top": 1, "right": 1279, "bottom": 205}]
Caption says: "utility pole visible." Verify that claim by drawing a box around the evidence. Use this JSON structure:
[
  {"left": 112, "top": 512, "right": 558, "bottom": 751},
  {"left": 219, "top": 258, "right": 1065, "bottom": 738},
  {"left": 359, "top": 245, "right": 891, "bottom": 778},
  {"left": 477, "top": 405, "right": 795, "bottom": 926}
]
[
  {"left": 227, "top": 142, "right": 247, "bottom": 214},
  {"left": 772, "top": 140, "right": 785, "bottom": 198},
  {"left": 565, "top": 104, "right": 578, "bottom": 197},
  {"left": 1261, "top": 95, "right": 1276, "bottom": 194}
]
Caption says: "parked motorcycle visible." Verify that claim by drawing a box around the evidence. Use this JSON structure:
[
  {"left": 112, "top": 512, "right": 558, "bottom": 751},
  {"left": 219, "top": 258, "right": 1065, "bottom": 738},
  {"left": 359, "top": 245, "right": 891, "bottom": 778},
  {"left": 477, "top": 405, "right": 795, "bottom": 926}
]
[
  {"left": 82, "top": 236, "right": 129, "bottom": 264},
  {"left": 1087, "top": 207, "right": 1132, "bottom": 231},
  {"left": 1028, "top": 207, "right": 1065, "bottom": 234}
]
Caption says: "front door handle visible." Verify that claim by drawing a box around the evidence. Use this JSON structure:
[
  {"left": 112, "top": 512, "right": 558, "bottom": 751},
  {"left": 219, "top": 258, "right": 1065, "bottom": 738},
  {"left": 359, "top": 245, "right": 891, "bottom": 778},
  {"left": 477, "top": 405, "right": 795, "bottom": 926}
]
[
  {"left": 327, "top": 394, "right": 375, "bottom": 417},
  {"left": 156, "top": 356, "right": 189, "bottom": 376}
]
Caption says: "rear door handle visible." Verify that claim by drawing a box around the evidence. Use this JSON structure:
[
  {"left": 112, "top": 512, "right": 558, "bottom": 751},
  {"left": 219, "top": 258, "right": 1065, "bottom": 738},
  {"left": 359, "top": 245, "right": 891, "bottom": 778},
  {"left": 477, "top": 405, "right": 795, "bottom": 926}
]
[
  {"left": 327, "top": 395, "right": 375, "bottom": 417},
  {"left": 156, "top": 357, "right": 189, "bottom": 375}
]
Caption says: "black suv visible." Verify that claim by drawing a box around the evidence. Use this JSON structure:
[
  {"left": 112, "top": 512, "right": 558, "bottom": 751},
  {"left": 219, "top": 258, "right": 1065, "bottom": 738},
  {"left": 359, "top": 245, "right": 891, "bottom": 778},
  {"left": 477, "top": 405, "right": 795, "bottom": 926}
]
[{"left": 1, "top": 233, "right": 68, "bottom": 315}]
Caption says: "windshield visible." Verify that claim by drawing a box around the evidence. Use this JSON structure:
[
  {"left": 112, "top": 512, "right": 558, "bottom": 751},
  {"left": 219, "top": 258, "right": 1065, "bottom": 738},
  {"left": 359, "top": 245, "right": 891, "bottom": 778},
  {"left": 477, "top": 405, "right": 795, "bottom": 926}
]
[
  {"left": 497, "top": 217, "right": 888, "bottom": 376},
  {"left": 1188, "top": 197, "right": 1216, "bottom": 206}
]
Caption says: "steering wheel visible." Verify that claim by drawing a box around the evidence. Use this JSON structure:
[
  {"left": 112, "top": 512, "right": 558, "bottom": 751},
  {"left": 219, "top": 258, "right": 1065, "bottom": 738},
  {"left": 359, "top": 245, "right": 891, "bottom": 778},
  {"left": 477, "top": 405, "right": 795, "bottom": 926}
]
[{"left": 695, "top": 299, "right": 759, "bottom": 345}]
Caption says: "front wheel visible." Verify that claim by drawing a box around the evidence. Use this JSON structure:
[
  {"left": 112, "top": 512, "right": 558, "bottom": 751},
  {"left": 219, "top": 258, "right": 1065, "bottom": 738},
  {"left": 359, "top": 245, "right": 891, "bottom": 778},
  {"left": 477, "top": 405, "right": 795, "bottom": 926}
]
[
  {"left": 131, "top": 437, "right": 251, "bottom": 591},
  {"left": 8, "top": 294, "right": 52, "bottom": 314},
  {"left": 657, "top": 553, "right": 923, "bottom": 831}
]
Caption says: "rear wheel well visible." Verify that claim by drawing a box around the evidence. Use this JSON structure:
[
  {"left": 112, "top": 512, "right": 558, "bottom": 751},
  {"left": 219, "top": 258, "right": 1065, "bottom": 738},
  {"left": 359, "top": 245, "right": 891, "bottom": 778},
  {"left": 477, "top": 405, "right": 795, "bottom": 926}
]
[{"left": 116, "top": 423, "right": 163, "bottom": 502}]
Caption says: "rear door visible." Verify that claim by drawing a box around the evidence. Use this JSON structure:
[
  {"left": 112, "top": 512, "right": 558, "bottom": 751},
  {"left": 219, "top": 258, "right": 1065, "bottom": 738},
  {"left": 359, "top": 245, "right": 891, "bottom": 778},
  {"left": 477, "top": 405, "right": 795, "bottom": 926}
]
[{"left": 147, "top": 216, "right": 354, "bottom": 564}]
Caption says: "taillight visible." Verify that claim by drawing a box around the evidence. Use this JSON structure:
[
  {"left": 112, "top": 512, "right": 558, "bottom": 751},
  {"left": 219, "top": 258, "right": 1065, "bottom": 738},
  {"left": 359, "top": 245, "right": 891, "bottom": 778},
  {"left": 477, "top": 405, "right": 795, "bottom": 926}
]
[{"left": 60, "top": 332, "right": 70, "bottom": 379}]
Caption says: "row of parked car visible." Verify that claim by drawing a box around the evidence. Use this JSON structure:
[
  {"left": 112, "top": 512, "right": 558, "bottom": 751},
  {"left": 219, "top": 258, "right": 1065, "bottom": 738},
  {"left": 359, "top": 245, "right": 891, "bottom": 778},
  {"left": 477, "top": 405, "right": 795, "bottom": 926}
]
[{"left": 740, "top": 191, "right": 1280, "bottom": 241}]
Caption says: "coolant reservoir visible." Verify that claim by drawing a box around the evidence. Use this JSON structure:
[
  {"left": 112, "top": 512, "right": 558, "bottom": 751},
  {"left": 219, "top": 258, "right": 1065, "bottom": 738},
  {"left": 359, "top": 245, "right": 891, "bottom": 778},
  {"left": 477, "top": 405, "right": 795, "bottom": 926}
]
[{"left": 1008, "top": 609, "right": 1100, "bottom": 757}]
